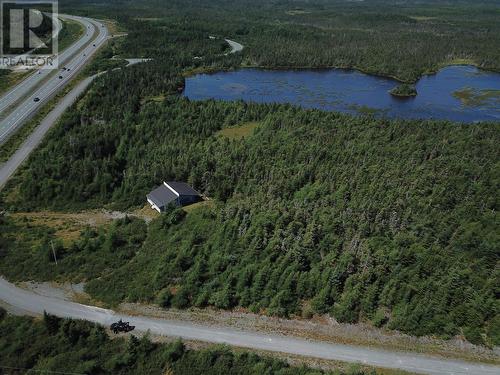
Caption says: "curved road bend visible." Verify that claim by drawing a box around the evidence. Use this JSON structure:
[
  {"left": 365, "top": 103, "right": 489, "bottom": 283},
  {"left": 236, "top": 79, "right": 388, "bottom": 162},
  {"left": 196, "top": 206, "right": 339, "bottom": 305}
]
[
  {"left": 0, "top": 278, "right": 498, "bottom": 375},
  {"left": 0, "top": 15, "right": 109, "bottom": 143},
  {"left": 225, "top": 38, "right": 244, "bottom": 54}
]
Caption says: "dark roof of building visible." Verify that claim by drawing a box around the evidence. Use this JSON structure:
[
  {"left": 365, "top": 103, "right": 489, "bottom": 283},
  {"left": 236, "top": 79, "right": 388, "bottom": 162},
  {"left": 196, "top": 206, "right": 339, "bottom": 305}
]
[
  {"left": 147, "top": 184, "right": 177, "bottom": 208},
  {"left": 166, "top": 181, "right": 200, "bottom": 196}
]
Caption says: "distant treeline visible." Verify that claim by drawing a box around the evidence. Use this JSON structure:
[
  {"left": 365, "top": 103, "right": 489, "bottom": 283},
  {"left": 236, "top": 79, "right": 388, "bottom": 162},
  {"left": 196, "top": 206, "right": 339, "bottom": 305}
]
[{"left": 60, "top": 0, "right": 500, "bottom": 82}]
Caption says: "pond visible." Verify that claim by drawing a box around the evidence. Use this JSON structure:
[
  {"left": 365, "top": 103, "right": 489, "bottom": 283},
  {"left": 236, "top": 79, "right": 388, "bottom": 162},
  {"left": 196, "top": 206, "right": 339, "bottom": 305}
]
[{"left": 183, "top": 65, "right": 500, "bottom": 122}]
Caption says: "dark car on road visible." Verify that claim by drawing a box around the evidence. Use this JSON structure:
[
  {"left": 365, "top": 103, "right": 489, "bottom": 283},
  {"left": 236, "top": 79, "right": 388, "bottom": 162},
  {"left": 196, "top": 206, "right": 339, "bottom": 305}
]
[{"left": 33, "top": 97, "right": 40, "bottom": 102}]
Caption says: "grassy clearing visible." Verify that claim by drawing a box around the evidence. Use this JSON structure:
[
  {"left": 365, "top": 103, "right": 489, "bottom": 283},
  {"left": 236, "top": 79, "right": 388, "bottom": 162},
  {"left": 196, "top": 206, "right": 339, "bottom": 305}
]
[
  {"left": 140, "top": 94, "right": 166, "bottom": 105},
  {"left": 182, "top": 199, "right": 215, "bottom": 213},
  {"left": 132, "top": 203, "right": 161, "bottom": 220},
  {"left": 11, "top": 211, "right": 114, "bottom": 245},
  {"left": 10, "top": 208, "right": 157, "bottom": 245},
  {"left": 0, "top": 214, "right": 148, "bottom": 284},
  {"left": 216, "top": 121, "right": 261, "bottom": 139}
]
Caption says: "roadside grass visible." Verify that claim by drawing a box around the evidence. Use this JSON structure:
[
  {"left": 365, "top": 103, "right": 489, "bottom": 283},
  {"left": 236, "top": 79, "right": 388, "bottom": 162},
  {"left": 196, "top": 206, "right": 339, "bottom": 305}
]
[
  {"left": 58, "top": 18, "right": 85, "bottom": 52},
  {"left": 82, "top": 37, "right": 127, "bottom": 76},
  {"left": 0, "top": 73, "right": 87, "bottom": 164},
  {"left": 244, "top": 349, "right": 416, "bottom": 375},
  {"left": 0, "top": 71, "right": 32, "bottom": 97},
  {"left": 216, "top": 121, "right": 261, "bottom": 139},
  {"left": 2, "top": 181, "right": 21, "bottom": 204},
  {"left": 101, "top": 18, "right": 125, "bottom": 35}
]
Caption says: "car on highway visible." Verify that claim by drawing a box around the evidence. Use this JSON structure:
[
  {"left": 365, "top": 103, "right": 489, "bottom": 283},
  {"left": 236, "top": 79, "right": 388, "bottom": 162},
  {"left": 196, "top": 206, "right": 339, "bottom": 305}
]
[
  {"left": 33, "top": 97, "right": 40, "bottom": 102},
  {"left": 59, "top": 75, "right": 63, "bottom": 79}
]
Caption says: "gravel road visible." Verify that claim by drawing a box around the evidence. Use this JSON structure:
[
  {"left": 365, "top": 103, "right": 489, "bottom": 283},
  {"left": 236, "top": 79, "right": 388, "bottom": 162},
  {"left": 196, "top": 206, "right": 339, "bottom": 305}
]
[{"left": 0, "top": 277, "right": 498, "bottom": 375}]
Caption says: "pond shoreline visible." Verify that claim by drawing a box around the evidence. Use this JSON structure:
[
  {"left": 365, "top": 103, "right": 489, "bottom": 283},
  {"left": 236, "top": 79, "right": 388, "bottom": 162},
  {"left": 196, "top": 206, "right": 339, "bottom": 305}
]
[
  {"left": 184, "top": 61, "right": 500, "bottom": 85},
  {"left": 183, "top": 65, "right": 500, "bottom": 123}
]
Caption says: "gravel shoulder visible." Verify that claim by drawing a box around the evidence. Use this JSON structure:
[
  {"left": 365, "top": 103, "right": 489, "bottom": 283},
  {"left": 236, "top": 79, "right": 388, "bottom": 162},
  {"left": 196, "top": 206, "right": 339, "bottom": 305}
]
[{"left": 12, "top": 279, "right": 500, "bottom": 366}]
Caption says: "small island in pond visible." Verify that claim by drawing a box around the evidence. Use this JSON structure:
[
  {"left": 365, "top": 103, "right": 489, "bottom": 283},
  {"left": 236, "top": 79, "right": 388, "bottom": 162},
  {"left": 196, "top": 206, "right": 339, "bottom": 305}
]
[{"left": 390, "top": 83, "right": 417, "bottom": 97}]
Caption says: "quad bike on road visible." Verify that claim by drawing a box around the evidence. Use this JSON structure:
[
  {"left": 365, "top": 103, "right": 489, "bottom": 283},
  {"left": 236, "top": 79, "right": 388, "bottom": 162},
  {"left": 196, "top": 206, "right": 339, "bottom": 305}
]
[{"left": 110, "top": 319, "right": 135, "bottom": 334}]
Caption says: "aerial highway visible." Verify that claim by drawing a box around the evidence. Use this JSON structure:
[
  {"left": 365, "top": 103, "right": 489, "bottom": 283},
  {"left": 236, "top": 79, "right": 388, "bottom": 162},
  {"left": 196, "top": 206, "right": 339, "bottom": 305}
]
[
  {"left": 0, "top": 14, "right": 96, "bottom": 114},
  {"left": 0, "top": 14, "right": 109, "bottom": 143},
  {"left": 0, "top": 277, "right": 498, "bottom": 375}
]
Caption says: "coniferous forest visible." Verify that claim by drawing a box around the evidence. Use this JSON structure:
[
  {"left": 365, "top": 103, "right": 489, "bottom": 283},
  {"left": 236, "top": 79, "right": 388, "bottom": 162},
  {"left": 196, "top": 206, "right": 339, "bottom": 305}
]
[{"left": 0, "top": 0, "right": 499, "bottom": 350}]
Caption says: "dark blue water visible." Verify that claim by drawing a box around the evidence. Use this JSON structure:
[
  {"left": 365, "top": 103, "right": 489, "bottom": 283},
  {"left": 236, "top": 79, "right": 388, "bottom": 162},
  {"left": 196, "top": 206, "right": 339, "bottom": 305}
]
[{"left": 183, "top": 65, "right": 500, "bottom": 122}]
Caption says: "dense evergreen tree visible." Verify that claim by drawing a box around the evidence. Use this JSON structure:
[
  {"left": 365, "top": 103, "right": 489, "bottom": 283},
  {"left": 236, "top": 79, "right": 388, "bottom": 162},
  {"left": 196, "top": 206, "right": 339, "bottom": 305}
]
[{"left": 1, "top": 312, "right": 365, "bottom": 374}]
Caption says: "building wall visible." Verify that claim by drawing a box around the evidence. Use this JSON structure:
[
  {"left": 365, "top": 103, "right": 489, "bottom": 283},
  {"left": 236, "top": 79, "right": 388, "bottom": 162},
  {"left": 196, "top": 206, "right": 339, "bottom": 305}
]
[
  {"left": 179, "top": 195, "right": 201, "bottom": 206},
  {"left": 147, "top": 193, "right": 200, "bottom": 213},
  {"left": 147, "top": 197, "right": 161, "bottom": 213}
]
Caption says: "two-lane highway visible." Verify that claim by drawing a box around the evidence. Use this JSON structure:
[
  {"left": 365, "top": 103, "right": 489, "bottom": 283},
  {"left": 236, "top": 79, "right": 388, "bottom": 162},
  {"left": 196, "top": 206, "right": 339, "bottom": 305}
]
[{"left": 0, "top": 14, "right": 109, "bottom": 143}]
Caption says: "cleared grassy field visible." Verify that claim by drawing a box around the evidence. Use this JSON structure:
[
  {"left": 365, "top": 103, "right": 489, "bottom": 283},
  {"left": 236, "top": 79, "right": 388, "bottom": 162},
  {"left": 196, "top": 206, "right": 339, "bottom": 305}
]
[{"left": 216, "top": 121, "right": 261, "bottom": 139}]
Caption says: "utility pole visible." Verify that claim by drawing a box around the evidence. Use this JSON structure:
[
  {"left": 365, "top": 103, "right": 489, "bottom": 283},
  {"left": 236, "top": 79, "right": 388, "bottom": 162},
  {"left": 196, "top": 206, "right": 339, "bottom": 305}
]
[{"left": 50, "top": 241, "right": 58, "bottom": 265}]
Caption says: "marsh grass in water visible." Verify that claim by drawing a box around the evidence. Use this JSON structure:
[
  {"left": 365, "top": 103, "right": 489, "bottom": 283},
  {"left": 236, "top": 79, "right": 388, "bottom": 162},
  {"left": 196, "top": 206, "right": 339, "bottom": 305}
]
[{"left": 453, "top": 88, "right": 500, "bottom": 108}]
